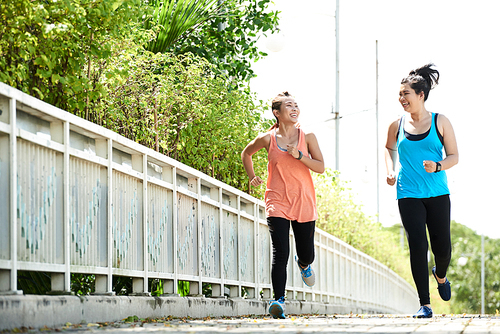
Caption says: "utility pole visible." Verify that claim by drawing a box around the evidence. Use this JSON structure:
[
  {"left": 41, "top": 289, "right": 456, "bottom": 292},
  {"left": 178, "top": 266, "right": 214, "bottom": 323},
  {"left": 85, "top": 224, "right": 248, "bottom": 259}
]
[
  {"left": 335, "top": 0, "right": 340, "bottom": 171},
  {"left": 375, "top": 40, "right": 379, "bottom": 222},
  {"left": 481, "top": 233, "right": 485, "bottom": 314}
]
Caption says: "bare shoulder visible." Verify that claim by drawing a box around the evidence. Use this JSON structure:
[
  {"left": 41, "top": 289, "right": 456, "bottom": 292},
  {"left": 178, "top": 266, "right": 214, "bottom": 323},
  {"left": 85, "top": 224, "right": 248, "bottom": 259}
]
[
  {"left": 243, "top": 131, "right": 271, "bottom": 154},
  {"left": 392, "top": 116, "right": 402, "bottom": 126},
  {"left": 436, "top": 113, "right": 454, "bottom": 132},
  {"left": 254, "top": 131, "right": 271, "bottom": 148},
  {"left": 304, "top": 131, "right": 319, "bottom": 143},
  {"left": 256, "top": 131, "right": 271, "bottom": 142},
  {"left": 436, "top": 113, "right": 452, "bottom": 125},
  {"left": 388, "top": 116, "right": 402, "bottom": 134},
  {"left": 304, "top": 131, "right": 318, "bottom": 139}
]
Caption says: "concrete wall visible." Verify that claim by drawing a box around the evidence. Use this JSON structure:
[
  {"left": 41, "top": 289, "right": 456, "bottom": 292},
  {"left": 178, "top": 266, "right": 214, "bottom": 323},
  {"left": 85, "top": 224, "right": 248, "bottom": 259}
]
[{"left": 0, "top": 295, "right": 371, "bottom": 330}]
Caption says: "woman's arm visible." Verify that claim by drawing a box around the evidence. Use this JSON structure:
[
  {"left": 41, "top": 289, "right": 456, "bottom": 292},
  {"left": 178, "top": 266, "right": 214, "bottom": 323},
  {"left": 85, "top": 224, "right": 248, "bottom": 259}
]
[
  {"left": 423, "top": 114, "right": 459, "bottom": 173},
  {"left": 241, "top": 133, "right": 270, "bottom": 187},
  {"left": 287, "top": 132, "right": 325, "bottom": 174},
  {"left": 385, "top": 119, "right": 399, "bottom": 186}
]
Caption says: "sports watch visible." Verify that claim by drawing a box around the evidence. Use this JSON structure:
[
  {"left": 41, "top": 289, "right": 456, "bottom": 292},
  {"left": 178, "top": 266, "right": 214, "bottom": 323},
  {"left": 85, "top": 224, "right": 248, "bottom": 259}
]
[{"left": 434, "top": 162, "right": 442, "bottom": 173}]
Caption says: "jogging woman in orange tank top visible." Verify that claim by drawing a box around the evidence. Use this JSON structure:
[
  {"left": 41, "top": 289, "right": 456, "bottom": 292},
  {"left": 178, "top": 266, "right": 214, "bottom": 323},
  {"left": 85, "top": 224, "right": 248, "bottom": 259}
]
[{"left": 241, "top": 91, "right": 324, "bottom": 319}]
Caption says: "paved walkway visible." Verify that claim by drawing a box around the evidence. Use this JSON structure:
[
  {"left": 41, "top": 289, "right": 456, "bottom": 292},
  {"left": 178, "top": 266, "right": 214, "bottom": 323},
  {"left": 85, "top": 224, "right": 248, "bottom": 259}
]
[{"left": 9, "top": 314, "right": 500, "bottom": 333}]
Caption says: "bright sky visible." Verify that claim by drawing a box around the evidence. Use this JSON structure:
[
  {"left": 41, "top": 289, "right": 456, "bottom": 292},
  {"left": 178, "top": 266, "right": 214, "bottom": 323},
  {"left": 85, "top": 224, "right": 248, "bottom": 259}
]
[{"left": 250, "top": 0, "right": 500, "bottom": 238}]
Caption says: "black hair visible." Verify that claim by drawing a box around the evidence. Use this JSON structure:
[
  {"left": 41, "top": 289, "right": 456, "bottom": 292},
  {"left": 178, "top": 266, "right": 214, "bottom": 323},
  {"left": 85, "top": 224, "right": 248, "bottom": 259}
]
[
  {"left": 401, "top": 63, "right": 440, "bottom": 101},
  {"left": 269, "top": 91, "right": 293, "bottom": 130}
]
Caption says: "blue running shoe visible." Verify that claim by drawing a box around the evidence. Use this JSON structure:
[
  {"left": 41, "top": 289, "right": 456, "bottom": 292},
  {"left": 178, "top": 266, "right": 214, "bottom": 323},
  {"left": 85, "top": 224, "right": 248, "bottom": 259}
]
[
  {"left": 269, "top": 296, "right": 285, "bottom": 319},
  {"left": 413, "top": 305, "right": 433, "bottom": 318},
  {"left": 296, "top": 256, "right": 315, "bottom": 287},
  {"left": 432, "top": 266, "right": 451, "bottom": 301}
]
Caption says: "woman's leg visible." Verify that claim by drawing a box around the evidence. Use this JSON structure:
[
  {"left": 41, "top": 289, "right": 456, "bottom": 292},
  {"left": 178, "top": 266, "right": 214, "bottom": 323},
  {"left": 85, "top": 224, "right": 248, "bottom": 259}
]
[
  {"left": 267, "top": 217, "right": 290, "bottom": 299},
  {"left": 291, "top": 221, "right": 315, "bottom": 267},
  {"left": 425, "top": 195, "right": 452, "bottom": 279},
  {"left": 398, "top": 198, "right": 430, "bottom": 306}
]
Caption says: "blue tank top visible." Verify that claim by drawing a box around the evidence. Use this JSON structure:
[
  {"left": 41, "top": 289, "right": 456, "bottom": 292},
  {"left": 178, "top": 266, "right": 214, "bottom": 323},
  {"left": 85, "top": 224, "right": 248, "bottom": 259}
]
[{"left": 396, "top": 113, "right": 449, "bottom": 199}]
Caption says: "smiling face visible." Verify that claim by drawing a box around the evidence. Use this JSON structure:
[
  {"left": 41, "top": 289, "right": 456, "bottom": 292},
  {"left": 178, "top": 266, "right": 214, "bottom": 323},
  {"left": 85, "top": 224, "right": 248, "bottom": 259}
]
[
  {"left": 399, "top": 83, "right": 424, "bottom": 112},
  {"left": 274, "top": 97, "right": 300, "bottom": 123}
]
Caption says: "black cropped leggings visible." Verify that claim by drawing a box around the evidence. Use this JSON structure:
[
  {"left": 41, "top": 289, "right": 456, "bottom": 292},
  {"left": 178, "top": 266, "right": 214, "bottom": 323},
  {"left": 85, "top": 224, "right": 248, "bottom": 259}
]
[
  {"left": 398, "top": 195, "right": 452, "bottom": 306},
  {"left": 267, "top": 217, "right": 315, "bottom": 300}
]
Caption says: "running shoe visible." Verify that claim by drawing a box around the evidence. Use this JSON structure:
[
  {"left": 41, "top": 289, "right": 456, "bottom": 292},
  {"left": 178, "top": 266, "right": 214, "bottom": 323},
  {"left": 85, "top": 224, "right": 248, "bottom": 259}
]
[
  {"left": 432, "top": 266, "right": 451, "bottom": 301},
  {"left": 413, "top": 305, "right": 433, "bottom": 318},
  {"left": 296, "top": 255, "right": 315, "bottom": 287},
  {"left": 269, "top": 296, "right": 285, "bottom": 319}
]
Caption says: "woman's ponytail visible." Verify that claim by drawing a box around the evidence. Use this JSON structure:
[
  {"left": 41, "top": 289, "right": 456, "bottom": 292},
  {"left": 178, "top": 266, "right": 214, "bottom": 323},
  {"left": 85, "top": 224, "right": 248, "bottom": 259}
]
[
  {"left": 402, "top": 63, "right": 440, "bottom": 101},
  {"left": 267, "top": 91, "right": 292, "bottom": 131}
]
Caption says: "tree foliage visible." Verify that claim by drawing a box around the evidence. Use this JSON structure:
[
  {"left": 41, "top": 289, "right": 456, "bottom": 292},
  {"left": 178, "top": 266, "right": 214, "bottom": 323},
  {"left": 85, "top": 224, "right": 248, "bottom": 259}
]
[
  {"left": 144, "top": 0, "right": 221, "bottom": 53},
  {"left": 1, "top": 0, "right": 274, "bottom": 197},
  {"left": 447, "top": 221, "right": 500, "bottom": 314},
  {"left": 98, "top": 32, "right": 271, "bottom": 196},
  {"left": 172, "top": 0, "right": 280, "bottom": 84},
  {"left": 0, "top": 0, "right": 142, "bottom": 118}
]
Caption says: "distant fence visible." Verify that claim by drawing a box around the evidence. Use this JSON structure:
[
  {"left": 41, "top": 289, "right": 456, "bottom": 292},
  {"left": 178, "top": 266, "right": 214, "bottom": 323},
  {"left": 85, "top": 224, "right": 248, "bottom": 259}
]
[{"left": 0, "top": 82, "right": 418, "bottom": 314}]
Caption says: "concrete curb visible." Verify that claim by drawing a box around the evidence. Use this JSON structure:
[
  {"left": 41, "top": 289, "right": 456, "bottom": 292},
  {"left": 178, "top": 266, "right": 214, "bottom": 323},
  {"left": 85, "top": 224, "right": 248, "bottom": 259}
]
[{"left": 0, "top": 295, "right": 376, "bottom": 330}]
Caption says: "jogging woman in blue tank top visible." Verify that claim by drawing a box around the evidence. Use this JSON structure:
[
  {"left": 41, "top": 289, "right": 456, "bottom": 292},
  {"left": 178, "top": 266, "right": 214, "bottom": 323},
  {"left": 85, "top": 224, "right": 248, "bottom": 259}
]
[{"left": 385, "top": 64, "right": 459, "bottom": 318}]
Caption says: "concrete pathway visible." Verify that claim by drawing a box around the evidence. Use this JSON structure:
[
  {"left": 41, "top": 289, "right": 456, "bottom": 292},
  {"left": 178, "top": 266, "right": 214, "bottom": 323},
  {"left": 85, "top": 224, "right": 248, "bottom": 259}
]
[{"left": 8, "top": 314, "right": 500, "bottom": 333}]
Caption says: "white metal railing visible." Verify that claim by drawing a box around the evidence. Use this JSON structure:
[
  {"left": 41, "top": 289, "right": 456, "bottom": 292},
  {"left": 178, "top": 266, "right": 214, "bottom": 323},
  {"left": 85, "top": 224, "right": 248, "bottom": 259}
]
[{"left": 0, "top": 82, "right": 418, "bottom": 314}]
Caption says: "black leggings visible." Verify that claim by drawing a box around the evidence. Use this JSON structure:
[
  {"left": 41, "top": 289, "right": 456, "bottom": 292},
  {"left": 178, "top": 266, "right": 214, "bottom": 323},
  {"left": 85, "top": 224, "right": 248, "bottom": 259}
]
[
  {"left": 267, "top": 217, "right": 315, "bottom": 300},
  {"left": 398, "top": 195, "right": 451, "bottom": 306}
]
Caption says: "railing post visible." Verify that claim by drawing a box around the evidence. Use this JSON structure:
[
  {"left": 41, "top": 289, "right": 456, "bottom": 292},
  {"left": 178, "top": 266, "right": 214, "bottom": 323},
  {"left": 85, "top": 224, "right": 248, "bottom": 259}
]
[
  {"left": 317, "top": 237, "right": 322, "bottom": 302},
  {"left": 218, "top": 187, "right": 224, "bottom": 298},
  {"left": 253, "top": 202, "right": 258, "bottom": 300},
  {"left": 107, "top": 139, "right": 113, "bottom": 293},
  {"left": 63, "top": 120, "right": 71, "bottom": 293},
  {"left": 143, "top": 154, "right": 149, "bottom": 294},
  {"left": 122, "top": 153, "right": 148, "bottom": 296},
  {"left": 197, "top": 177, "right": 202, "bottom": 296},
  {"left": 262, "top": 213, "right": 272, "bottom": 300},
  {"left": 8, "top": 97, "right": 20, "bottom": 294},
  {"left": 236, "top": 195, "right": 241, "bottom": 298},
  {"left": 289, "top": 232, "right": 296, "bottom": 301},
  {"left": 172, "top": 167, "right": 178, "bottom": 295},
  {"left": 356, "top": 253, "right": 360, "bottom": 311}
]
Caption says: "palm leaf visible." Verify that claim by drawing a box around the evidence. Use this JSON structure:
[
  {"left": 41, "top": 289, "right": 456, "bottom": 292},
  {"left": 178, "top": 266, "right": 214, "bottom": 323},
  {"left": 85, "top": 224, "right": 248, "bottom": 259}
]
[{"left": 146, "top": 0, "right": 223, "bottom": 53}]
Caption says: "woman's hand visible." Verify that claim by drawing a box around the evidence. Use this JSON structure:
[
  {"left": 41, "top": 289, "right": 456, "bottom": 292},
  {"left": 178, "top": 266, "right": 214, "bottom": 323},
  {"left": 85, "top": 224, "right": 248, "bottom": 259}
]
[
  {"left": 250, "top": 176, "right": 264, "bottom": 187},
  {"left": 423, "top": 160, "right": 437, "bottom": 173},
  {"left": 241, "top": 132, "right": 271, "bottom": 188},
  {"left": 287, "top": 133, "right": 325, "bottom": 174},
  {"left": 385, "top": 118, "right": 399, "bottom": 187},
  {"left": 286, "top": 144, "right": 300, "bottom": 159},
  {"left": 387, "top": 172, "right": 396, "bottom": 186}
]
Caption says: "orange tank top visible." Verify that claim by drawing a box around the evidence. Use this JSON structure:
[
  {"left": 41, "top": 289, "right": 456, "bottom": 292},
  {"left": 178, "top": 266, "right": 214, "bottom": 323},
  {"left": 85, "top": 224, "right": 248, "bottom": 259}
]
[{"left": 265, "top": 128, "right": 318, "bottom": 222}]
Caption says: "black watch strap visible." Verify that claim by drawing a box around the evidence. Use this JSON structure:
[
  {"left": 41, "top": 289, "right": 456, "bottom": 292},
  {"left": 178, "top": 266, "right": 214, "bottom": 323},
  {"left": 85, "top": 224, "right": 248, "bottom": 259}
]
[{"left": 434, "top": 162, "right": 442, "bottom": 172}]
